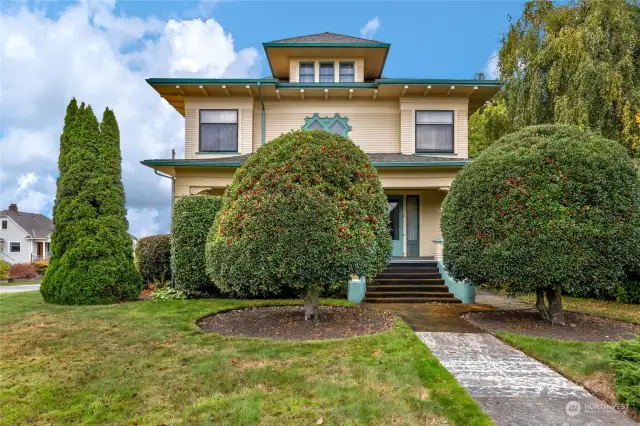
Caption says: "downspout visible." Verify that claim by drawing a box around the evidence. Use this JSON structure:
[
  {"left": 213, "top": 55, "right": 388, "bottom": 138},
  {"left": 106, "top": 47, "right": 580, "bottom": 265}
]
[
  {"left": 154, "top": 168, "right": 176, "bottom": 289},
  {"left": 257, "top": 81, "right": 266, "bottom": 145}
]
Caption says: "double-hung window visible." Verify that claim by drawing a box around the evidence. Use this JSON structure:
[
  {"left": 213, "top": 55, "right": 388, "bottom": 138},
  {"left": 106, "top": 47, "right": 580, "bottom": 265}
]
[
  {"left": 1, "top": 220, "right": 7, "bottom": 230},
  {"left": 199, "top": 110, "right": 238, "bottom": 152},
  {"left": 9, "top": 242, "right": 20, "bottom": 253},
  {"left": 299, "top": 62, "right": 314, "bottom": 83},
  {"left": 339, "top": 62, "right": 355, "bottom": 82},
  {"left": 415, "top": 111, "right": 454, "bottom": 153},
  {"left": 319, "top": 62, "right": 334, "bottom": 83}
]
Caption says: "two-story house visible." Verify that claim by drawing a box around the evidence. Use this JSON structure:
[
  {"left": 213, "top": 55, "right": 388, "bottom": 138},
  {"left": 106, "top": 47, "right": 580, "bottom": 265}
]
[
  {"left": 141, "top": 33, "right": 500, "bottom": 302},
  {"left": 0, "top": 204, "right": 53, "bottom": 265}
]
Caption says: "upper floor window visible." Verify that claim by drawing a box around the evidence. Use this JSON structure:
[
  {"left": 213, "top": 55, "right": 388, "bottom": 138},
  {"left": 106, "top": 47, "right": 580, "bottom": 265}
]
[
  {"left": 1, "top": 220, "right": 6, "bottom": 230},
  {"left": 299, "top": 62, "right": 314, "bottom": 83},
  {"left": 339, "top": 62, "right": 355, "bottom": 83},
  {"left": 200, "top": 110, "right": 238, "bottom": 152},
  {"left": 319, "top": 62, "right": 334, "bottom": 83},
  {"left": 415, "top": 111, "right": 454, "bottom": 153},
  {"left": 9, "top": 242, "right": 20, "bottom": 253}
]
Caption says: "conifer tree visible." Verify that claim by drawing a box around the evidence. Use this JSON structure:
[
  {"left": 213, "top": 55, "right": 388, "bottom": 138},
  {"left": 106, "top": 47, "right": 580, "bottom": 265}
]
[{"left": 42, "top": 103, "right": 141, "bottom": 304}]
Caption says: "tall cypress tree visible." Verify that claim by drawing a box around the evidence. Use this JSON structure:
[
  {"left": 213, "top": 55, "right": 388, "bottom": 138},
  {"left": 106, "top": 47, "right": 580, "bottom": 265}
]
[{"left": 42, "top": 103, "right": 141, "bottom": 304}]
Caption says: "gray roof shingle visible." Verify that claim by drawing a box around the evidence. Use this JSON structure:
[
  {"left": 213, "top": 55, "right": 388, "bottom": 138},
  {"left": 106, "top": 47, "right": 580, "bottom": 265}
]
[
  {"left": 0, "top": 208, "right": 53, "bottom": 238},
  {"left": 267, "top": 32, "right": 386, "bottom": 45}
]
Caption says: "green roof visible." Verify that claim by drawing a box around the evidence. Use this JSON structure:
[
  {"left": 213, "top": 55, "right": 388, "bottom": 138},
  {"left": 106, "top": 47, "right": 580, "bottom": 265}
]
[{"left": 141, "top": 153, "right": 470, "bottom": 169}]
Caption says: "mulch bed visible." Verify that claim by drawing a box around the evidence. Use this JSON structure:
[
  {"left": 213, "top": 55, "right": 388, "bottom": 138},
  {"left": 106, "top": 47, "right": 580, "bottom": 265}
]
[
  {"left": 198, "top": 305, "right": 396, "bottom": 340},
  {"left": 463, "top": 309, "right": 640, "bottom": 342}
]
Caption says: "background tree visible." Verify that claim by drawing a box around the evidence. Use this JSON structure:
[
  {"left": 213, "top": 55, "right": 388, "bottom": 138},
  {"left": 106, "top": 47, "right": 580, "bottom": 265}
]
[
  {"left": 441, "top": 125, "right": 640, "bottom": 324},
  {"left": 206, "top": 130, "right": 392, "bottom": 320},
  {"left": 469, "top": 0, "right": 640, "bottom": 157},
  {"left": 41, "top": 103, "right": 141, "bottom": 304}
]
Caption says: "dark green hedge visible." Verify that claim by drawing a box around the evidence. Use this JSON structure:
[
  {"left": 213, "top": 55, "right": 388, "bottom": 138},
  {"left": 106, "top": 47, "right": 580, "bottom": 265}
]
[
  {"left": 205, "top": 130, "right": 392, "bottom": 298},
  {"left": 135, "top": 234, "right": 171, "bottom": 284},
  {"left": 441, "top": 124, "right": 640, "bottom": 297},
  {"left": 171, "top": 195, "right": 222, "bottom": 294}
]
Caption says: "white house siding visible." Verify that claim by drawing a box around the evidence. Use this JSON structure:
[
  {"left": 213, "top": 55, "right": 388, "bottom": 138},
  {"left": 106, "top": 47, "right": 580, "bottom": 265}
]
[{"left": 0, "top": 217, "right": 31, "bottom": 264}]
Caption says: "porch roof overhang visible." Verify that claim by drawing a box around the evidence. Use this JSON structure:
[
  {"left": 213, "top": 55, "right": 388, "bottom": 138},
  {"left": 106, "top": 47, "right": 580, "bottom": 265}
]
[
  {"left": 141, "top": 153, "right": 471, "bottom": 177},
  {"left": 146, "top": 78, "right": 501, "bottom": 116}
]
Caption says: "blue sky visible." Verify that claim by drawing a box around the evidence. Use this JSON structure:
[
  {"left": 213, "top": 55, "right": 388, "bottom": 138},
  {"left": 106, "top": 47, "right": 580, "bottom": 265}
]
[
  {"left": 36, "top": 0, "right": 525, "bottom": 79},
  {"left": 0, "top": 1, "right": 526, "bottom": 236}
]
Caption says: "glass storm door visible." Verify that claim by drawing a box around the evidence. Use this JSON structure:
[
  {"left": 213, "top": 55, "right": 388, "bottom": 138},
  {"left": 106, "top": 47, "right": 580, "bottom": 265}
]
[
  {"left": 387, "top": 196, "right": 404, "bottom": 257},
  {"left": 406, "top": 195, "right": 420, "bottom": 257}
]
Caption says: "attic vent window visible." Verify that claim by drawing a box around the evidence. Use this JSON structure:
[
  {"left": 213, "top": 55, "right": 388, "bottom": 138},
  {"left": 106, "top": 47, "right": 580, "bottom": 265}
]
[{"left": 302, "top": 113, "right": 352, "bottom": 137}]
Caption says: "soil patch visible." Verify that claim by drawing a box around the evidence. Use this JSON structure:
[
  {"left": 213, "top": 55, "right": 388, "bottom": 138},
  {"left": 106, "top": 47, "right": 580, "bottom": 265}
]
[
  {"left": 198, "top": 305, "right": 396, "bottom": 340},
  {"left": 464, "top": 309, "right": 640, "bottom": 341}
]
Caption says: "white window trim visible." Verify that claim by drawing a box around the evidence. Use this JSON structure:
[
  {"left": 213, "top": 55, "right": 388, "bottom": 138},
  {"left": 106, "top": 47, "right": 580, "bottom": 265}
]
[
  {"left": 1, "top": 219, "right": 7, "bottom": 230},
  {"left": 9, "top": 241, "right": 21, "bottom": 253}
]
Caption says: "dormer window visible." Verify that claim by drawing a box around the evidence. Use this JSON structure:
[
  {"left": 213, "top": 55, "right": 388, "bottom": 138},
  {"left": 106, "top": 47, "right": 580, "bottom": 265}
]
[
  {"left": 339, "top": 62, "right": 355, "bottom": 83},
  {"left": 299, "top": 62, "right": 314, "bottom": 83},
  {"left": 319, "top": 62, "right": 334, "bottom": 83}
]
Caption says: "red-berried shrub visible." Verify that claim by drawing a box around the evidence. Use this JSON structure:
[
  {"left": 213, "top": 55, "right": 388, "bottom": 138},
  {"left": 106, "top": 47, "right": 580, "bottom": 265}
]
[{"left": 9, "top": 263, "right": 38, "bottom": 279}]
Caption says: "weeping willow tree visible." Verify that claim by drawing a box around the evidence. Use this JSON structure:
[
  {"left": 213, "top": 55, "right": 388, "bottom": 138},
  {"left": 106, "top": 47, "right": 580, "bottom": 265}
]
[{"left": 470, "top": 0, "right": 640, "bottom": 157}]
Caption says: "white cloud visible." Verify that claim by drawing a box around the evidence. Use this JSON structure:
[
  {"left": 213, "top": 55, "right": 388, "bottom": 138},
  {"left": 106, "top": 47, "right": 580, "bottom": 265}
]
[
  {"left": 360, "top": 17, "right": 380, "bottom": 40},
  {"left": 17, "top": 172, "right": 38, "bottom": 191},
  {"left": 484, "top": 50, "right": 499, "bottom": 79},
  {"left": 0, "top": 1, "right": 260, "bottom": 236}
]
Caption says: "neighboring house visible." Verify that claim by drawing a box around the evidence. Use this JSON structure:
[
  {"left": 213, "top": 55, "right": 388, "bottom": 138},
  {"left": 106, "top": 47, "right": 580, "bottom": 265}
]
[
  {"left": 0, "top": 204, "right": 53, "bottom": 264},
  {"left": 142, "top": 32, "right": 500, "bottom": 261}
]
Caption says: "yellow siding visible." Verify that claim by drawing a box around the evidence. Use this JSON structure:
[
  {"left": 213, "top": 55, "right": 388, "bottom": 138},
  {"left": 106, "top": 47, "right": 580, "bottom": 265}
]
[
  {"left": 377, "top": 168, "right": 457, "bottom": 189},
  {"left": 399, "top": 96, "right": 469, "bottom": 158},
  {"left": 184, "top": 97, "right": 254, "bottom": 159},
  {"left": 400, "top": 109, "right": 413, "bottom": 155},
  {"left": 288, "top": 58, "right": 365, "bottom": 83},
  {"left": 174, "top": 168, "right": 235, "bottom": 198},
  {"left": 253, "top": 99, "right": 400, "bottom": 153}
]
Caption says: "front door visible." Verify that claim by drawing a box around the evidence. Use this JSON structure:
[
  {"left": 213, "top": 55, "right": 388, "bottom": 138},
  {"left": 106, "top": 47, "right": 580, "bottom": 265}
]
[
  {"left": 387, "top": 195, "right": 404, "bottom": 256},
  {"left": 406, "top": 195, "right": 420, "bottom": 257},
  {"left": 37, "top": 242, "right": 43, "bottom": 257}
]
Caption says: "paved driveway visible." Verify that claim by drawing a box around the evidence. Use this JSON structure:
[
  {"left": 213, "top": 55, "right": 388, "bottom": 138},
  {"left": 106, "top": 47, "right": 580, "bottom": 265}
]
[{"left": 0, "top": 284, "right": 41, "bottom": 293}]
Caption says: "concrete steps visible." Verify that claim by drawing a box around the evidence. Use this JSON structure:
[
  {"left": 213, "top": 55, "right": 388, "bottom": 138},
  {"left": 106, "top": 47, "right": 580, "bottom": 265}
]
[{"left": 365, "top": 260, "right": 460, "bottom": 304}]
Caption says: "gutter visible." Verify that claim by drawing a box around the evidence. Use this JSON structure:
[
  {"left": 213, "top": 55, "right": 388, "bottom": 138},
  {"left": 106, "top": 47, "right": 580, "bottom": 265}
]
[{"left": 257, "top": 81, "right": 266, "bottom": 145}]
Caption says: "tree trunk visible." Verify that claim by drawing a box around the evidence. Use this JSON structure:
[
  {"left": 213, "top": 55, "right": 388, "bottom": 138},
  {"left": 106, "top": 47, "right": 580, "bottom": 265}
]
[
  {"left": 304, "top": 286, "right": 320, "bottom": 321},
  {"left": 535, "top": 288, "right": 550, "bottom": 321},
  {"left": 545, "top": 285, "right": 565, "bottom": 325}
]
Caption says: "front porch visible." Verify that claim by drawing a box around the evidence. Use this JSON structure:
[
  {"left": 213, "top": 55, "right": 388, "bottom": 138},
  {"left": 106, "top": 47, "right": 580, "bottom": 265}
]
[{"left": 384, "top": 189, "right": 447, "bottom": 259}]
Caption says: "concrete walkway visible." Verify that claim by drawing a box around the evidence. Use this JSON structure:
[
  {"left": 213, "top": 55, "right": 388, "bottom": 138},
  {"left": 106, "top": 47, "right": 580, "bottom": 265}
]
[
  {"left": 475, "top": 289, "right": 532, "bottom": 311},
  {"left": 417, "top": 332, "right": 635, "bottom": 425},
  {"left": 0, "top": 284, "right": 41, "bottom": 293}
]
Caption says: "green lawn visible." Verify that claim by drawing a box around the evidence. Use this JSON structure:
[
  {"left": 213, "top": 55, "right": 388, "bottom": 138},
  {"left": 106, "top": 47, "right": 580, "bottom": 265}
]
[
  {"left": 0, "top": 292, "right": 491, "bottom": 426},
  {"left": 0, "top": 279, "right": 42, "bottom": 286},
  {"left": 517, "top": 294, "right": 640, "bottom": 324}
]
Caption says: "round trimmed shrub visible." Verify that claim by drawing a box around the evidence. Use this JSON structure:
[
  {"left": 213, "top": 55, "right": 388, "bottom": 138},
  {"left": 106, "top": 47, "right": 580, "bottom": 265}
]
[
  {"left": 135, "top": 234, "right": 171, "bottom": 284},
  {"left": 171, "top": 195, "right": 222, "bottom": 295},
  {"left": 442, "top": 125, "right": 640, "bottom": 324},
  {"left": 206, "top": 130, "right": 392, "bottom": 319}
]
